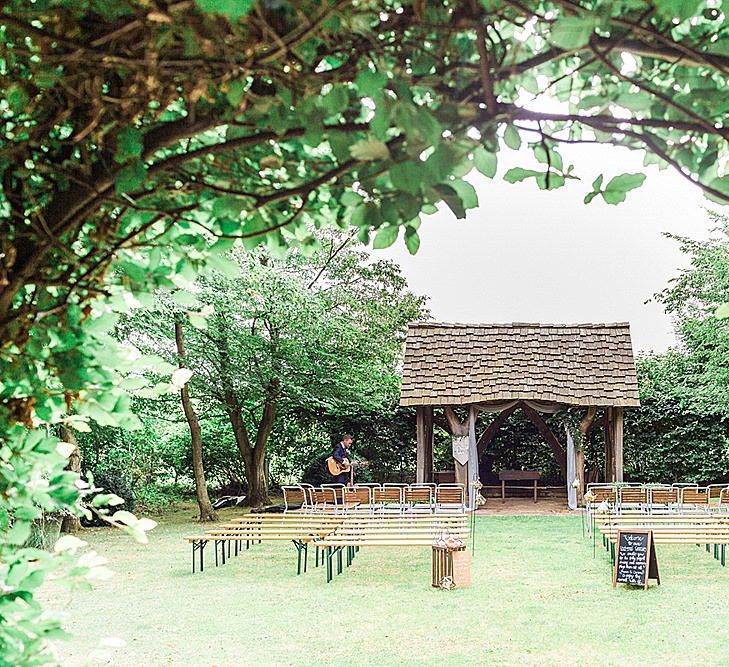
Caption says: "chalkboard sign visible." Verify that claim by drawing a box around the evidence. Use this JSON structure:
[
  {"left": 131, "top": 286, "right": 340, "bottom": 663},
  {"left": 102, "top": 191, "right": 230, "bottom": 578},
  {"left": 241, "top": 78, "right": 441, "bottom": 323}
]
[{"left": 613, "top": 530, "right": 660, "bottom": 589}]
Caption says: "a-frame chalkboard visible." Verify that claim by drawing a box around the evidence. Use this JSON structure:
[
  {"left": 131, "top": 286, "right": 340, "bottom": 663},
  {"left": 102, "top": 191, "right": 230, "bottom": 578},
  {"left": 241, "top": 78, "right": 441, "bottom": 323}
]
[{"left": 613, "top": 529, "right": 660, "bottom": 589}]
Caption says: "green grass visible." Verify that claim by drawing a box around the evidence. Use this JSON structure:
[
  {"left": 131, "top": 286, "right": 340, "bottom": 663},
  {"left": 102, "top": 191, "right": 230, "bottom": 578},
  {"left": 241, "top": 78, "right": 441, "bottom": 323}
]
[{"left": 40, "top": 507, "right": 729, "bottom": 666}]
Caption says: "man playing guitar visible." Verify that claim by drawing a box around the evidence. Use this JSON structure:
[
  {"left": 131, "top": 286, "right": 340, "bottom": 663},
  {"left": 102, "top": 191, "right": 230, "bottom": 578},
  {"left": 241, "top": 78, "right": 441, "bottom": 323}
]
[{"left": 329, "top": 434, "right": 354, "bottom": 486}]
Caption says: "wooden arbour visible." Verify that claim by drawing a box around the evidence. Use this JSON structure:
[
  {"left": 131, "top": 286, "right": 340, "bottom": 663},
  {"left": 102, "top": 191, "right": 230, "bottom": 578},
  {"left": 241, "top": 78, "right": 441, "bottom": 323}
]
[{"left": 401, "top": 322, "right": 640, "bottom": 500}]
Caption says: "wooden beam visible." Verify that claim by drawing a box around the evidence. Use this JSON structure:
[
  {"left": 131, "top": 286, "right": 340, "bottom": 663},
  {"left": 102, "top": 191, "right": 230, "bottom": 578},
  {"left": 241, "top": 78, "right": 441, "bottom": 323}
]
[
  {"left": 476, "top": 403, "right": 520, "bottom": 459},
  {"left": 415, "top": 406, "right": 433, "bottom": 483},
  {"left": 614, "top": 406, "right": 624, "bottom": 483},
  {"left": 520, "top": 403, "right": 567, "bottom": 479}
]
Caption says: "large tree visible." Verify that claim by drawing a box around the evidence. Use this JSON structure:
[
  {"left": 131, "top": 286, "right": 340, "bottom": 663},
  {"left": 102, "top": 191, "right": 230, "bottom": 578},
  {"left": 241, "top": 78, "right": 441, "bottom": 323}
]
[
  {"left": 3, "top": 1, "right": 729, "bottom": 662},
  {"left": 127, "top": 236, "right": 425, "bottom": 506}
]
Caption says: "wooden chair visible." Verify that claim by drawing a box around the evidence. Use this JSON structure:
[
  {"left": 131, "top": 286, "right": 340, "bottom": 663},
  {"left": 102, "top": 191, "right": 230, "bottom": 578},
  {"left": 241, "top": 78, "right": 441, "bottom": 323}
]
[
  {"left": 618, "top": 486, "right": 647, "bottom": 513},
  {"left": 311, "top": 487, "right": 338, "bottom": 511},
  {"left": 282, "top": 486, "right": 306, "bottom": 513},
  {"left": 373, "top": 486, "right": 405, "bottom": 513},
  {"left": 680, "top": 487, "right": 709, "bottom": 513},
  {"left": 405, "top": 484, "right": 434, "bottom": 513},
  {"left": 648, "top": 486, "right": 678, "bottom": 513},
  {"left": 435, "top": 484, "right": 466, "bottom": 513},
  {"left": 343, "top": 486, "right": 373, "bottom": 513}
]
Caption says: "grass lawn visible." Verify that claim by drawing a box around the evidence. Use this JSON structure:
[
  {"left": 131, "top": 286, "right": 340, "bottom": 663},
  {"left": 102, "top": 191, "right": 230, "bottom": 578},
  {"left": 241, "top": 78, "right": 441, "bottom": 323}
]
[{"left": 40, "top": 506, "right": 729, "bottom": 666}]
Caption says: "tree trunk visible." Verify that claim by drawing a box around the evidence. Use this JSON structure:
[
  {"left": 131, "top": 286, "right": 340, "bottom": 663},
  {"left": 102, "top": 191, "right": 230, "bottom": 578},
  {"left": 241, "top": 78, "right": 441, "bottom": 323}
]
[
  {"left": 59, "top": 425, "right": 82, "bottom": 534},
  {"left": 226, "top": 397, "right": 271, "bottom": 507},
  {"left": 175, "top": 320, "right": 217, "bottom": 522}
]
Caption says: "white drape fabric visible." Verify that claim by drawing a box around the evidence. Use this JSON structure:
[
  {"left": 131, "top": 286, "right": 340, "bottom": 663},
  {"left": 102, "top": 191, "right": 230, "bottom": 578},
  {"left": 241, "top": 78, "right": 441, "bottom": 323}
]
[
  {"left": 472, "top": 400, "right": 566, "bottom": 414},
  {"left": 468, "top": 406, "right": 479, "bottom": 511},
  {"left": 565, "top": 423, "right": 577, "bottom": 510}
]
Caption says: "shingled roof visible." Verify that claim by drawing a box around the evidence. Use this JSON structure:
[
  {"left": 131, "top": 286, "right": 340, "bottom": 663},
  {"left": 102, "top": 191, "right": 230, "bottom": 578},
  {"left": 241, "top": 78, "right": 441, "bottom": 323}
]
[{"left": 400, "top": 322, "right": 640, "bottom": 408}]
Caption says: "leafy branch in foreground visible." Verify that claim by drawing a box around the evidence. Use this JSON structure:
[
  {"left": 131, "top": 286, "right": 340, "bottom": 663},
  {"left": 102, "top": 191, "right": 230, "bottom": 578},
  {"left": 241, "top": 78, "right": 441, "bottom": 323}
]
[{"left": 2, "top": 1, "right": 729, "bottom": 663}]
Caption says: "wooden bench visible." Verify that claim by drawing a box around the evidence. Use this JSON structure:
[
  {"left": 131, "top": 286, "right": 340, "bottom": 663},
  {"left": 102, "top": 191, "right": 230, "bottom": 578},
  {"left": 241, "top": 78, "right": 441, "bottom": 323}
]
[{"left": 594, "top": 513, "right": 729, "bottom": 567}]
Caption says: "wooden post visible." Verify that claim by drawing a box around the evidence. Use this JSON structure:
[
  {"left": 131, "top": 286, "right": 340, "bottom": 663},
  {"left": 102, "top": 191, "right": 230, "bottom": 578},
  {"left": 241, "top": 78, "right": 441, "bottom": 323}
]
[
  {"left": 614, "top": 406, "right": 624, "bottom": 483},
  {"left": 576, "top": 407, "right": 597, "bottom": 504},
  {"left": 444, "top": 407, "right": 469, "bottom": 488},
  {"left": 604, "top": 407, "right": 615, "bottom": 483},
  {"left": 416, "top": 406, "right": 434, "bottom": 483}
]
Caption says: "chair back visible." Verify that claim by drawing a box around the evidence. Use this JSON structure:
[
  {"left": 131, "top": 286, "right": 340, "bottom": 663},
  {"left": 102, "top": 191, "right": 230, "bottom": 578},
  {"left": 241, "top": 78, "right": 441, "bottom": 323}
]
[
  {"left": 405, "top": 485, "right": 433, "bottom": 506},
  {"left": 281, "top": 485, "right": 305, "bottom": 511},
  {"left": 681, "top": 488, "right": 708, "bottom": 505},
  {"left": 374, "top": 486, "right": 404, "bottom": 507},
  {"left": 435, "top": 484, "right": 465, "bottom": 511},
  {"left": 649, "top": 487, "right": 678, "bottom": 505},
  {"left": 619, "top": 487, "right": 646, "bottom": 504}
]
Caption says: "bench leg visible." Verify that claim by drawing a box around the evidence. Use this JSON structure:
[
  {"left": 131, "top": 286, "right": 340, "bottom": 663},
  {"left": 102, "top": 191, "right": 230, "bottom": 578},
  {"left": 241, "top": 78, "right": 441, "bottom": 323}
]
[
  {"left": 337, "top": 547, "right": 343, "bottom": 575},
  {"left": 722, "top": 545, "right": 726, "bottom": 567},
  {"left": 221, "top": 540, "right": 226, "bottom": 565},
  {"left": 294, "top": 541, "right": 303, "bottom": 575},
  {"left": 326, "top": 546, "right": 332, "bottom": 583},
  {"left": 304, "top": 543, "right": 308, "bottom": 573},
  {"left": 214, "top": 541, "right": 219, "bottom": 567}
]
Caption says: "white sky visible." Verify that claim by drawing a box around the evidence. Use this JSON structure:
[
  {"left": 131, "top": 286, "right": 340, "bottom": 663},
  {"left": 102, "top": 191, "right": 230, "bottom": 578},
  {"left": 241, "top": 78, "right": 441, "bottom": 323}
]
[{"left": 379, "top": 143, "right": 717, "bottom": 354}]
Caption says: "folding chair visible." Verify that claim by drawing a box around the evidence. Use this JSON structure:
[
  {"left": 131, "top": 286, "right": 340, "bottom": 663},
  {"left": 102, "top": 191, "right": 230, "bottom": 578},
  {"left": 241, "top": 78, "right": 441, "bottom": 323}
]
[
  {"left": 618, "top": 486, "right": 647, "bottom": 514},
  {"left": 373, "top": 486, "right": 405, "bottom": 513},
  {"left": 405, "top": 484, "right": 434, "bottom": 513},
  {"left": 679, "top": 487, "right": 710, "bottom": 514},
  {"left": 435, "top": 484, "right": 466, "bottom": 514},
  {"left": 281, "top": 485, "right": 306, "bottom": 513},
  {"left": 648, "top": 486, "right": 678, "bottom": 514},
  {"left": 342, "top": 486, "right": 373, "bottom": 512}
]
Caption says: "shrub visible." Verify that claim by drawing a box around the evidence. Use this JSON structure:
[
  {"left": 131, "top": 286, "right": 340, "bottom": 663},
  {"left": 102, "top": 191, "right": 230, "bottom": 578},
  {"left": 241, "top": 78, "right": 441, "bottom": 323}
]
[{"left": 82, "top": 471, "right": 135, "bottom": 527}]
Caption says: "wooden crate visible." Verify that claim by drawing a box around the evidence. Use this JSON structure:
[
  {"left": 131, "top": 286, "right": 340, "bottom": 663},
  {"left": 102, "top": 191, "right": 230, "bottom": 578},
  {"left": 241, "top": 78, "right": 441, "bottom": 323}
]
[{"left": 432, "top": 546, "right": 470, "bottom": 588}]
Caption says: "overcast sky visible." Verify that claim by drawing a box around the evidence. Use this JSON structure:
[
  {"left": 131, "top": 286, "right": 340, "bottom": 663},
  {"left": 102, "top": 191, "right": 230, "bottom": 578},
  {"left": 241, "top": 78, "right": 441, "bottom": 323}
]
[{"left": 378, "top": 142, "right": 717, "bottom": 355}]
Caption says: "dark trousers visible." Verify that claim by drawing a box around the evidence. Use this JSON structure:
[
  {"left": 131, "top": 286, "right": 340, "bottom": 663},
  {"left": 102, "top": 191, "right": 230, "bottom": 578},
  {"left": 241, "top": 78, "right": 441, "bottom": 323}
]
[{"left": 334, "top": 472, "right": 350, "bottom": 486}]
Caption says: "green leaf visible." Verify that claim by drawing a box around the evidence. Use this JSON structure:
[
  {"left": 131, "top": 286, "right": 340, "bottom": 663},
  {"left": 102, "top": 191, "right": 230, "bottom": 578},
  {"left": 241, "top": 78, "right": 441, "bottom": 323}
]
[
  {"left": 504, "top": 125, "right": 522, "bottom": 151},
  {"left": 656, "top": 0, "right": 702, "bottom": 21},
  {"left": 715, "top": 303, "right": 729, "bottom": 319},
  {"left": 226, "top": 79, "right": 247, "bottom": 108},
  {"left": 473, "top": 146, "right": 497, "bottom": 178},
  {"left": 602, "top": 173, "right": 647, "bottom": 205},
  {"left": 449, "top": 179, "right": 478, "bottom": 210},
  {"left": 433, "top": 184, "right": 466, "bottom": 219},
  {"left": 533, "top": 144, "right": 563, "bottom": 171},
  {"left": 584, "top": 174, "right": 604, "bottom": 204},
  {"left": 350, "top": 139, "right": 390, "bottom": 161},
  {"left": 550, "top": 16, "right": 595, "bottom": 50},
  {"left": 115, "top": 161, "right": 147, "bottom": 194},
  {"left": 7, "top": 521, "right": 31, "bottom": 546},
  {"left": 373, "top": 225, "right": 399, "bottom": 249},
  {"left": 6, "top": 84, "right": 29, "bottom": 114},
  {"left": 390, "top": 161, "right": 422, "bottom": 194},
  {"left": 322, "top": 85, "right": 349, "bottom": 115},
  {"left": 404, "top": 227, "right": 420, "bottom": 255},
  {"left": 503, "top": 167, "right": 541, "bottom": 184},
  {"left": 355, "top": 68, "right": 388, "bottom": 98},
  {"left": 115, "top": 127, "right": 144, "bottom": 164},
  {"left": 194, "top": 0, "right": 254, "bottom": 19},
  {"left": 212, "top": 195, "right": 247, "bottom": 219}
]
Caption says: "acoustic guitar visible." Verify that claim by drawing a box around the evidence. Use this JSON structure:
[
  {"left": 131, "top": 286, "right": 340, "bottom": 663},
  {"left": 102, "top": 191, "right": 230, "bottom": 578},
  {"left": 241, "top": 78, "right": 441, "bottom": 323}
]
[{"left": 326, "top": 457, "right": 367, "bottom": 476}]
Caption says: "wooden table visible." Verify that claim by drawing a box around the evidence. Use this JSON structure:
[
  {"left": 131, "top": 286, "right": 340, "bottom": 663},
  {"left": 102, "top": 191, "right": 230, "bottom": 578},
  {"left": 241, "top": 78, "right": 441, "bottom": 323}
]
[{"left": 499, "top": 470, "right": 540, "bottom": 503}]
